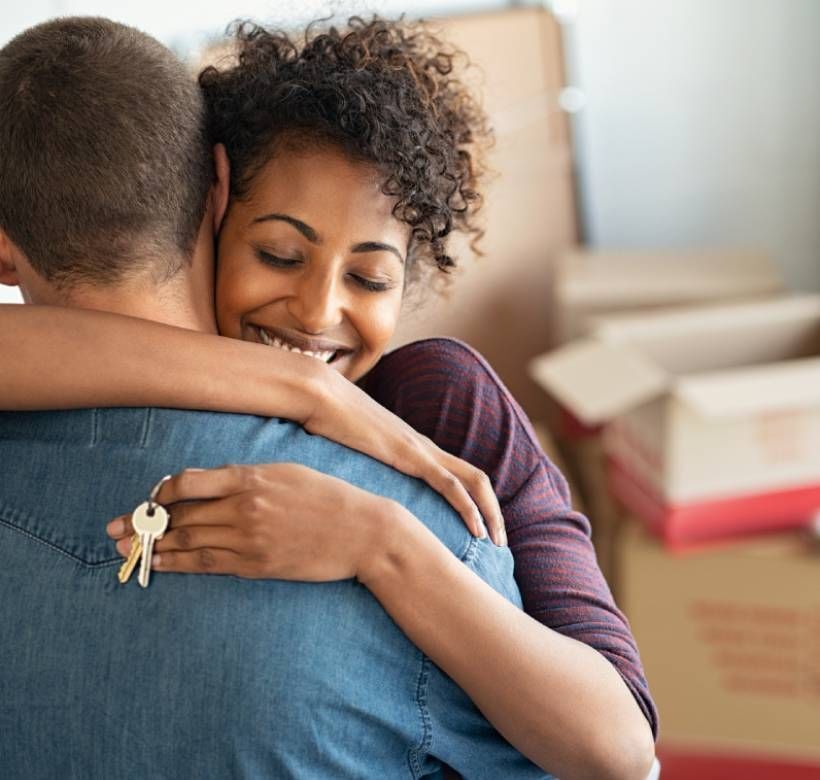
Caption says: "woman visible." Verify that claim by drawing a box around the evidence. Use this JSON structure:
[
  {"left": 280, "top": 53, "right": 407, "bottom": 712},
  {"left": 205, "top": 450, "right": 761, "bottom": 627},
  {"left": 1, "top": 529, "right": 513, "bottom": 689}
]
[{"left": 0, "top": 17, "right": 656, "bottom": 778}]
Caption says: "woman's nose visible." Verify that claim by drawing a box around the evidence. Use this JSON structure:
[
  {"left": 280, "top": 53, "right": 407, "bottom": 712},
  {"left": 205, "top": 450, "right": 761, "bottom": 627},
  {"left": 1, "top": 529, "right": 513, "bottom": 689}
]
[{"left": 288, "top": 271, "right": 343, "bottom": 334}]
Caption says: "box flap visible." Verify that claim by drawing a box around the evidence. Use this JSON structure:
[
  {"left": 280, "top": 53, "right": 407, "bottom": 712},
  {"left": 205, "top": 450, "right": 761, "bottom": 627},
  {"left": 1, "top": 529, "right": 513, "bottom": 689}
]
[
  {"left": 676, "top": 357, "right": 820, "bottom": 418},
  {"left": 529, "top": 340, "right": 668, "bottom": 425}
]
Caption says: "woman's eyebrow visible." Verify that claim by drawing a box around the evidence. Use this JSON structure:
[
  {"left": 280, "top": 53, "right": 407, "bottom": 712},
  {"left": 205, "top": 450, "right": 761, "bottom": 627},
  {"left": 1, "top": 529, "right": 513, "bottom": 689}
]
[
  {"left": 253, "top": 213, "right": 320, "bottom": 243},
  {"left": 351, "top": 241, "right": 404, "bottom": 264},
  {"left": 251, "top": 214, "right": 403, "bottom": 263}
]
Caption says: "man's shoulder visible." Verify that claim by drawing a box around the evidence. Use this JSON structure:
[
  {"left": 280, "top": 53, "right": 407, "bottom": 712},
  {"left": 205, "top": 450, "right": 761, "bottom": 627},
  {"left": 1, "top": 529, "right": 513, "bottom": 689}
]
[
  {"left": 0, "top": 406, "right": 299, "bottom": 451},
  {"left": 0, "top": 406, "right": 482, "bottom": 561}
]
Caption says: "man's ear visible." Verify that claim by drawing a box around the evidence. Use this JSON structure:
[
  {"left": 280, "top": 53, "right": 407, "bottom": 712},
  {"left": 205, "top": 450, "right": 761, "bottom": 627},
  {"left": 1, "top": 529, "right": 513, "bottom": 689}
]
[
  {"left": 212, "top": 144, "right": 231, "bottom": 232},
  {"left": 0, "top": 229, "right": 21, "bottom": 287}
]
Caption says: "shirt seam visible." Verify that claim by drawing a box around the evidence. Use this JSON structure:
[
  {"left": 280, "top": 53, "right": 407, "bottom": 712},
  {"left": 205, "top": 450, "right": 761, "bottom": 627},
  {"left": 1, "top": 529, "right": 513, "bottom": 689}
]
[
  {"left": 90, "top": 407, "right": 99, "bottom": 446},
  {"left": 139, "top": 408, "right": 153, "bottom": 449},
  {"left": 407, "top": 654, "right": 433, "bottom": 777},
  {"left": 412, "top": 534, "right": 479, "bottom": 773}
]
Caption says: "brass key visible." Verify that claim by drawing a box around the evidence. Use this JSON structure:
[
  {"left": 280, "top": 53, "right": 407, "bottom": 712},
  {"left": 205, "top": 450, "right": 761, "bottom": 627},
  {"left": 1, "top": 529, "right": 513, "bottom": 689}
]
[{"left": 117, "top": 533, "right": 143, "bottom": 584}]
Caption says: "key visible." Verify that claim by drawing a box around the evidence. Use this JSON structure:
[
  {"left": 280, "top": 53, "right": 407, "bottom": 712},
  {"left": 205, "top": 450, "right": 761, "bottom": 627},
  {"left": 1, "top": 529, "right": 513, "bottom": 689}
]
[
  {"left": 132, "top": 501, "right": 169, "bottom": 589},
  {"left": 117, "top": 533, "right": 143, "bottom": 584}
]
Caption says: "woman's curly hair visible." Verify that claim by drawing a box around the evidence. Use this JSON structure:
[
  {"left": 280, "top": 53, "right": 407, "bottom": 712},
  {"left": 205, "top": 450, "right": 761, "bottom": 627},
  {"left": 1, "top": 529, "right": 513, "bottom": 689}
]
[{"left": 199, "top": 16, "right": 492, "bottom": 282}]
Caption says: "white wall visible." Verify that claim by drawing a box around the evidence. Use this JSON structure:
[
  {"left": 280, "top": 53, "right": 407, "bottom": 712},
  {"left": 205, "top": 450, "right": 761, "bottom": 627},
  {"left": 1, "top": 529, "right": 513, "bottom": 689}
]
[
  {"left": 0, "top": 287, "right": 21, "bottom": 304},
  {"left": 565, "top": 0, "right": 820, "bottom": 291}
]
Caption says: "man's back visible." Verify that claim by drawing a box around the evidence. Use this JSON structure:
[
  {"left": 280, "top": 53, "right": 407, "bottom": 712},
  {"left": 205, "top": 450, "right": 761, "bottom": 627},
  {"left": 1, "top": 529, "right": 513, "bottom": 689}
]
[{"left": 0, "top": 407, "right": 549, "bottom": 778}]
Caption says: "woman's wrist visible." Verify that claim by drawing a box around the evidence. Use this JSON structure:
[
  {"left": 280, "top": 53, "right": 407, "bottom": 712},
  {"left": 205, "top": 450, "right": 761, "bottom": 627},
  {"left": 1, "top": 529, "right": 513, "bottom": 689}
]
[
  {"left": 238, "top": 342, "right": 328, "bottom": 424},
  {"left": 356, "top": 497, "right": 441, "bottom": 591}
]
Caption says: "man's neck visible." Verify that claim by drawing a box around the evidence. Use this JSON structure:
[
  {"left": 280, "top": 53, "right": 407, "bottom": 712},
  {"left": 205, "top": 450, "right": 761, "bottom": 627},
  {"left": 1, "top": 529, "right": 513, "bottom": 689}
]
[
  {"left": 69, "top": 283, "right": 216, "bottom": 333},
  {"left": 48, "top": 273, "right": 218, "bottom": 334},
  {"left": 13, "top": 224, "right": 219, "bottom": 333}
]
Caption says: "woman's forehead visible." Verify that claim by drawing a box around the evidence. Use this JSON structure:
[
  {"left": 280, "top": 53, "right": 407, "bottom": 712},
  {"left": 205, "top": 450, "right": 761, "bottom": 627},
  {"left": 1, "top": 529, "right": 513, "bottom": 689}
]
[{"left": 239, "top": 147, "right": 408, "bottom": 242}]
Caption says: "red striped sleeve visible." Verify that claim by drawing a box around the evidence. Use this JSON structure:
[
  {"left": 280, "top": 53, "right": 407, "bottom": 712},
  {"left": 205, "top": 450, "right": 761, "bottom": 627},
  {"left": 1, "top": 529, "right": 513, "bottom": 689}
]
[{"left": 360, "top": 337, "right": 659, "bottom": 738}]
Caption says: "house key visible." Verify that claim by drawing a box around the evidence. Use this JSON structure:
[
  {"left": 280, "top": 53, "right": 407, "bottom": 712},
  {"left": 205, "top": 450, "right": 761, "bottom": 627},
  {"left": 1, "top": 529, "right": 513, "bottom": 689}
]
[{"left": 126, "top": 475, "right": 171, "bottom": 588}]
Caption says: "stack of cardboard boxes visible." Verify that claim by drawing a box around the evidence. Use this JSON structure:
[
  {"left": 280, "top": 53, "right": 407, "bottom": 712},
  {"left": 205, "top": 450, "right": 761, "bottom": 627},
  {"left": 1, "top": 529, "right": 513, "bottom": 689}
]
[{"left": 531, "top": 249, "right": 820, "bottom": 778}]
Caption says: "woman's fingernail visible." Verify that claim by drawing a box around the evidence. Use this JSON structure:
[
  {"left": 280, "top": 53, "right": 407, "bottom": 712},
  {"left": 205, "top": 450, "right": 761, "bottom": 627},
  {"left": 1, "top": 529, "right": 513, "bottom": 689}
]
[
  {"left": 152, "top": 554, "right": 162, "bottom": 567},
  {"left": 469, "top": 512, "right": 481, "bottom": 537},
  {"left": 107, "top": 517, "right": 125, "bottom": 536}
]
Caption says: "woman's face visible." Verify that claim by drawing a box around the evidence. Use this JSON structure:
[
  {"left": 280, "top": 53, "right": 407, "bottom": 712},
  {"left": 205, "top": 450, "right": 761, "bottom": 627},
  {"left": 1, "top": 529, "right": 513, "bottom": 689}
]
[{"left": 215, "top": 145, "right": 409, "bottom": 382}]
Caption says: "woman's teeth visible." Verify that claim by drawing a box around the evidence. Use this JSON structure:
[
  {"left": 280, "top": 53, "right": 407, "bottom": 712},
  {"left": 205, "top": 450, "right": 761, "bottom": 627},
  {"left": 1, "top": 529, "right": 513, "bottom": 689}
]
[{"left": 257, "top": 328, "right": 336, "bottom": 363}]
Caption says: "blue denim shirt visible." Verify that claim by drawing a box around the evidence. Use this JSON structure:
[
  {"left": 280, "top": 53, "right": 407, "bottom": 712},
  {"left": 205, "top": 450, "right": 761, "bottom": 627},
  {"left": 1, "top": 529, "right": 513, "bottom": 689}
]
[{"left": 0, "top": 408, "right": 551, "bottom": 779}]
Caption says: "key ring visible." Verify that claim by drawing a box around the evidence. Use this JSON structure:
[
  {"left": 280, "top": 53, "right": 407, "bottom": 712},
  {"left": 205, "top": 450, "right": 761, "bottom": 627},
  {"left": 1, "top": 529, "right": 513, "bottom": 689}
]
[{"left": 148, "top": 474, "right": 172, "bottom": 514}]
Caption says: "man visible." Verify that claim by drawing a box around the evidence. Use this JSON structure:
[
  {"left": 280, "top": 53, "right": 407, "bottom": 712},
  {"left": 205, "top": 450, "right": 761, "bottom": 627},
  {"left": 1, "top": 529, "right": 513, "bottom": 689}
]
[{"left": 0, "top": 17, "right": 549, "bottom": 778}]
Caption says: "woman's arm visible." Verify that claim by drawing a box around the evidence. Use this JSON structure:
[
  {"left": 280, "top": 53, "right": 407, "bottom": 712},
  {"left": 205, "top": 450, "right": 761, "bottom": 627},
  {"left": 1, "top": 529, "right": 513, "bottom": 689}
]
[
  {"left": 0, "top": 304, "right": 502, "bottom": 540},
  {"left": 2, "top": 304, "right": 316, "bottom": 417},
  {"left": 109, "top": 464, "right": 654, "bottom": 780},
  {"left": 361, "top": 503, "right": 656, "bottom": 780}
]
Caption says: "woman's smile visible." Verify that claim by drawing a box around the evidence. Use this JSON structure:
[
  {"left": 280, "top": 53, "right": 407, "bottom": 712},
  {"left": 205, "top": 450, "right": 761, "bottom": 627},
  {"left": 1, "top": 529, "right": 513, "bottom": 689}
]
[{"left": 247, "top": 323, "right": 353, "bottom": 365}]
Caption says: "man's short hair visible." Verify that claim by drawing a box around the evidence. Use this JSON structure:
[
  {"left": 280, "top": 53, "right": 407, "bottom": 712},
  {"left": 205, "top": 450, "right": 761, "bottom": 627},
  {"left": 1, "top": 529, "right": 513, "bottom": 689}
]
[{"left": 0, "top": 17, "right": 213, "bottom": 288}]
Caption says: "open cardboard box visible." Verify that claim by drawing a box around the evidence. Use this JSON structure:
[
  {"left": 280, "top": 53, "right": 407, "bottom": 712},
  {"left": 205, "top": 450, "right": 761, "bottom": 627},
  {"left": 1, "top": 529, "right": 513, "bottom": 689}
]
[
  {"left": 552, "top": 249, "right": 784, "bottom": 346},
  {"left": 531, "top": 295, "right": 820, "bottom": 546},
  {"left": 619, "top": 519, "right": 820, "bottom": 778},
  {"left": 546, "top": 249, "right": 784, "bottom": 440}
]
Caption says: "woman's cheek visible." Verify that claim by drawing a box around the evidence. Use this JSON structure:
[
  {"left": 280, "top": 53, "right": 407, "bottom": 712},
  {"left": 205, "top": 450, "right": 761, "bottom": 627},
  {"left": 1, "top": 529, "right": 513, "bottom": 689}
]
[
  {"left": 362, "top": 291, "right": 403, "bottom": 353},
  {"left": 215, "top": 255, "right": 267, "bottom": 338},
  {"left": 214, "top": 273, "right": 244, "bottom": 339}
]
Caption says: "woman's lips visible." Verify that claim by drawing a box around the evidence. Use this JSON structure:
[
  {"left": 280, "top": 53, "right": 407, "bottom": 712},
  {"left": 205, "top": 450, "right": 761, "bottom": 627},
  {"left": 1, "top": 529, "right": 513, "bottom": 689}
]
[{"left": 250, "top": 324, "right": 352, "bottom": 364}]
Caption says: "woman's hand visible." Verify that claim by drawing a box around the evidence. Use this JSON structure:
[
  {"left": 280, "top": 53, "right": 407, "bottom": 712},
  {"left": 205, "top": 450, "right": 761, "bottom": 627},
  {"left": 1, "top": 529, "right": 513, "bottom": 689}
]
[
  {"left": 106, "top": 464, "right": 393, "bottom": 581},
  {"left": 308, "top": 367, "right": 506, "bottom": 545}
]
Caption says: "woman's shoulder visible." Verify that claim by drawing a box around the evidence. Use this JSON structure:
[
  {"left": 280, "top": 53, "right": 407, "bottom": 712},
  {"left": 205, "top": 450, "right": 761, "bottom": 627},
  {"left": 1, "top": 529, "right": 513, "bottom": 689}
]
[
  {"left": 365, "top": 337, "right": 504, "bottom": 406},
  {"left": 363, "top": 338, "right": 543, "bottom": 467},
  {"left": 369, "top": 337, "right": 504, "bottom": 393}
]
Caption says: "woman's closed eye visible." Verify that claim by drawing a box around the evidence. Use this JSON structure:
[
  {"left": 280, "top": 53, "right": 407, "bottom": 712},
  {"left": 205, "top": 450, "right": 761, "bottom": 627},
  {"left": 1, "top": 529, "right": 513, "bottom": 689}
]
[
  {"left": 256, "top": 249, "right": 302, "bottom": 269},
  {"left": 349, "top": 274, "right": 394, "bottom": 293}
]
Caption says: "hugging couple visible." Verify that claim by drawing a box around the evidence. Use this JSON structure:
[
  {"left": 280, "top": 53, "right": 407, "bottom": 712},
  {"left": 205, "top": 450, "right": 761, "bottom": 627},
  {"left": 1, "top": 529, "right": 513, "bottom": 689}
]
[{"left": 0, "top": 15, "right": 656, "bottom": 780}]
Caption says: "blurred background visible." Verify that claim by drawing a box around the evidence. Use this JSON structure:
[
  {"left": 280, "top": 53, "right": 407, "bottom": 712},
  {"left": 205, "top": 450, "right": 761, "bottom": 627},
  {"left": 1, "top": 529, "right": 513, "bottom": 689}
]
[{"left": 3, "top": 2, "right": 820, "bottom": 777}]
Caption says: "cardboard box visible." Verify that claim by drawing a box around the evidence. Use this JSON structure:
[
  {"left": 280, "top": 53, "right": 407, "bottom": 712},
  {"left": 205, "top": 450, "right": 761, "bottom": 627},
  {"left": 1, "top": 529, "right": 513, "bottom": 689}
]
[
  {"left": 552, "top": 249, "right": 784, "bottom": 346},
  {"left": 544, "top": 248, "right": 785, "bottom": 441},
  {"left": 619, "top": 519, "right": 820, "bottom": 778},
  {"left": 531, "top": 295, "right": 820, "bottom": 546}
]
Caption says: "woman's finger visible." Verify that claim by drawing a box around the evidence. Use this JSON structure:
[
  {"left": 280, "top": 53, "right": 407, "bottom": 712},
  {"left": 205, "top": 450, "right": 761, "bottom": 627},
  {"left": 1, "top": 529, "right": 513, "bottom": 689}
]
[
  {"left": 114, "top": 524, "right": 246, "bottom": 559},
  {"left": 441, "top": 453, "right": 506, "bottom": 546},
  {"left": 425, "top": 463, "right": 486, "bottom": 540},
  {"left": 414, "top": 434, "right": 505, "bottom": 546},
  {"left": 106, "top": 496, "right": 231, "bottom": 541},
  {"left": 106, "top": 514, "right": 132, "bottom": 540},
  {"left": 152, "top": 547, "right": 246, "bottom": 576},
  {"left": 154, "top": 525, "right": 247, "bottom": 555},
  {"left": 155, "top": 464, "right": 251, "bottom": 505}
]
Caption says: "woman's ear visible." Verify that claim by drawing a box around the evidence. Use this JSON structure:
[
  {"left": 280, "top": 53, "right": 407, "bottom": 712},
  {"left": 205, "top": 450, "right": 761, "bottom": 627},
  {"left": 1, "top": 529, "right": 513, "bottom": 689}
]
[
  {"left": 0, "top": 229, "right": 21, "bottom": 287},
  {"left": 211, "top": 144, "right": 231, "bottom": 232}
]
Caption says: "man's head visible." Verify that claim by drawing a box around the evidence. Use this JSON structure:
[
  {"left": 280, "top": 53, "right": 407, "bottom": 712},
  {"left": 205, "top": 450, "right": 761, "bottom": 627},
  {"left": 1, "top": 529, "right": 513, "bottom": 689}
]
[{"left": 0, "top": 17, "right": 224, "bottom": 319}]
